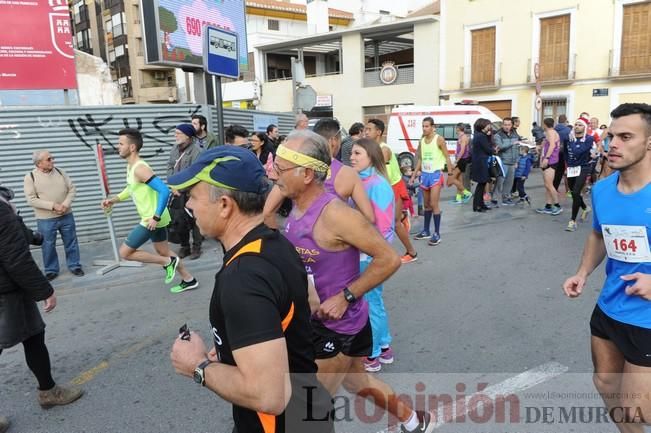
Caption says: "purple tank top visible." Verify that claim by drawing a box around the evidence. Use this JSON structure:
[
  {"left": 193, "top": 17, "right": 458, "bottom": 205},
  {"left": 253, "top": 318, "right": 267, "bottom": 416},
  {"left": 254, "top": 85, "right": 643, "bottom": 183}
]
[
  {"left": 543, "top": 138, "right": 560, "bottom": 165},
  {"left": 284, "top": 192, "right": 368, "bottom": 335},
  {"left": 456, "top": 134, "right": 471, "bottom": 159},
  {"left": 324, "top": 158, "right": 345, "bottom": 199}
]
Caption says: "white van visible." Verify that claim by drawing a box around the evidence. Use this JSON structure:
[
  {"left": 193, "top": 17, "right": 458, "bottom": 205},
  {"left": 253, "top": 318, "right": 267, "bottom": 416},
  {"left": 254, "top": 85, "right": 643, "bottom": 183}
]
[{"left": 386, "top": 105, "right": 502, "bottom": 168}]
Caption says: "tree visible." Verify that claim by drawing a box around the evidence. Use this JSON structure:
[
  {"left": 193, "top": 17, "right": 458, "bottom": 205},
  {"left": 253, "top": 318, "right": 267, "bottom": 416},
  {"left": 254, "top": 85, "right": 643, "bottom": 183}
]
[{"left": 159, "top": 7, "right": 177, "bottom": 34}]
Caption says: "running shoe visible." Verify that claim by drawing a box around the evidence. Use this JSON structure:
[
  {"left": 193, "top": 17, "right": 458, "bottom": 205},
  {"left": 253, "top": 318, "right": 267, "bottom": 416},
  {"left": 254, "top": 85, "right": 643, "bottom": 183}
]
[
  {"left": 401, "top": 410, "right": 435, "bottom": 433},
  {"left": 379, "top": 347, "right": 395, "bottom": 364},
  {"left": 565, "top": 220, "right": 577, "bottom": 232},
  {"left": 581, "top": 206, "right": 592, "bottom": 222},
  {"left": 566, "top": 191, "right": 573, "bottom": 198},
  {"left": 170, "top": 278, "right": 199, "bottom": 294},
  {"left": 413, "top": 230, "right": 431, "bottom": 240},
  {"left": 462, "top": 191, "right": 472, "bottom": 203},
  {"left": 400, "top": 252, "right": 418, "bottom": 264},
  {"left": 428, "top": 233, "right": 441, "bottom": 246},
  {"left": 536, "top": 207, "right": 553, "bottom": 215},
  {"left": 502, "top": 198, "right": 515, "bottom": 206},
  {"left": 450, "top": 198, "right": 463, "bottom": 204},
  {"left": 163, "top": 256, "right": 179, "bottom": 284},
  {"left": 364, "top": 357, "right": 381, "bottom": 372},
  {"left": 551, "top": 205, "right": 563, "bottom": 216}
]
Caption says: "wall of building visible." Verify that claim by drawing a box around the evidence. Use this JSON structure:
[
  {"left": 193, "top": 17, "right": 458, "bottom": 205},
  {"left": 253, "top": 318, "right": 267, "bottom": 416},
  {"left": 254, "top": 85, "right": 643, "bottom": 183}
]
[
  {"left": 259, "top": 20, "right": 440, "bottom": 128},
  {"left": 440, "top": 0, "right": 645, "bottom": 130}
]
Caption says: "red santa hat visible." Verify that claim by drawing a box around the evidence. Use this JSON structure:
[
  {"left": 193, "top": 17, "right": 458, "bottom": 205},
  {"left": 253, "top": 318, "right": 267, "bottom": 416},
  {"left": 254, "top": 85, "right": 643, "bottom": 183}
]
[{"left": 575, "top": 116, "right": 590, "bottom": 129}]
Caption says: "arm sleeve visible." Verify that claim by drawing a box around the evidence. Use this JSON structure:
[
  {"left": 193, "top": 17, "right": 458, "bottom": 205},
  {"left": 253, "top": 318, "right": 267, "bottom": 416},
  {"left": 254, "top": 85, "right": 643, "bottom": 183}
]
[
  {"left": 23, "top": 173, "right": 54, "bottom": 211},
  {"left": 221, "top": 263, "right": 284, "bottom": 351},
  {"left": 61, "top": 170, "right": 76, "bottom": 207},
  {"left": 0, "top": 203, "right": 53, "bottom": 301},
  {"left": 145, "top": 175, "right": 170, "bottom": 217}
]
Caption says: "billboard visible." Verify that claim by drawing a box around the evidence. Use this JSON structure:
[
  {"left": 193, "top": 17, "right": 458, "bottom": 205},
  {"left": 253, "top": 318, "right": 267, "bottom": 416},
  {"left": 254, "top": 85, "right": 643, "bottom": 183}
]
[
  {"left": 141, "top": 0, "right": 248, "bottom": 71},
  {"left": 0, "top": 0, "right": 77, "bottom": 90}
]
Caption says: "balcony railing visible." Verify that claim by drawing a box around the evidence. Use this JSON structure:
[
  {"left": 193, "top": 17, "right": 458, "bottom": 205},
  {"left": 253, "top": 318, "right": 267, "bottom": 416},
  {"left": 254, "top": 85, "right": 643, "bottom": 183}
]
[
  {"left": 608, "top": 49, "right": 651, "bottom": 79},
  {"left": 527, "top": 57, "right": 576, "bottom": 84},
  {"left": 459, "top": 62, "right": 502, "bottom": 90},
  {"left": 364, "top": 63, "right": 414, "bottom": 87}
]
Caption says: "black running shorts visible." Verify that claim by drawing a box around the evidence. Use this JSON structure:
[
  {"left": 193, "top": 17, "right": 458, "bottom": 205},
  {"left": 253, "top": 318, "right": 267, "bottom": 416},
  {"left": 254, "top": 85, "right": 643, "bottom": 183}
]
[
  {"left": 590, "top": 304, "right": 651, "bottom": 367},
  {"left": 312, "top": 319, "right": 372, "bottom": 359}
]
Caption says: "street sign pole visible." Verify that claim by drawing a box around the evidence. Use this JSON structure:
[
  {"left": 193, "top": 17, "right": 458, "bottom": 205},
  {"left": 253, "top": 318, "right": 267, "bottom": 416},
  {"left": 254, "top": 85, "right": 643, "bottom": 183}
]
[{"left": 215, "top": 75, "right": 225, "bottom": 144}]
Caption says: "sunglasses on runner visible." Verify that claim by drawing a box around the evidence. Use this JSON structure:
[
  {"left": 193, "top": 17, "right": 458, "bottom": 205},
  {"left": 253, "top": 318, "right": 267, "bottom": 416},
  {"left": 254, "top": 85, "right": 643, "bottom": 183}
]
[{"left": 179, "top": 323, "right": 191, "bottom": 341}]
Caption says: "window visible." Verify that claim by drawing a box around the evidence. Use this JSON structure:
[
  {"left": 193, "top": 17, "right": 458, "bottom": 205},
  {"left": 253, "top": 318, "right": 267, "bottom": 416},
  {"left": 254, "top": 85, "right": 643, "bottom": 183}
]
[
  {"left": 539, "top": 14, "right": 570, "bottom": 80},
  {"left": 470, "top": 26, "right": 496, "bottom": 87},
  {"left": 112, "top": 13, "right": 123, "bottom": 37},
  {"left": 109, "top": 49, "right": 115, "bottom": 63},
  {"left": 115, "top": 44, "right": 125, "bottom": 57},
  {"left": 620, "top": 2, "right": 651, "bottom": 75},
  {"left": 268, "top": 19, "right": 279, "bottom": 31}
]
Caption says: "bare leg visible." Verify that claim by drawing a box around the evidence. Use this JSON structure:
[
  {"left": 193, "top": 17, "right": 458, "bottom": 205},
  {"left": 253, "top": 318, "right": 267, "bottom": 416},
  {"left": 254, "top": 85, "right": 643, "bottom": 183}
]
[
  {"left": 591, "top": 336, "right": 641, "bottom": 433},
  {"left": 450, "top": 168, "right": 464, "bottom": 194},
  {"left": 429, "top": 185, "right": 442, "bottom": 214},
  {"left": 617, "top": 361, "right": 651, "bottom": 432},
  {"left": 119, "top": 244, "right": 168, "bottom": 266},
  {"left": 394, "top": 198, "right": 416, "bottom": 256},
  {"left": 316, "top": 354, "right": 354, "bottom": 396},
  {"left": 343, "top": 358, "right": 414, "bottom": 423}
]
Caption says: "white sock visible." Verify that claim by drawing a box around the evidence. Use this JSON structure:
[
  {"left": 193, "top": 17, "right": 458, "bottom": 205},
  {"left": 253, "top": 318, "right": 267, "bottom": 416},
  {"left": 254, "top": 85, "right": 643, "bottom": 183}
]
[
  {"left": 403, "top": 411, "right": 419, "bottom": 431},
  {"left": 183, "top": 278, "right": 194, "bottom": 283}
]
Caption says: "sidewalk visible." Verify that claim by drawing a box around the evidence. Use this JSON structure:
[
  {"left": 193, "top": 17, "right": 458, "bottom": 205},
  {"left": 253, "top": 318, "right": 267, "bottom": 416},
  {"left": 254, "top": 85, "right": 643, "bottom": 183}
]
[{"left": 33, "top": 238, "right": 225, "bottom": 297}]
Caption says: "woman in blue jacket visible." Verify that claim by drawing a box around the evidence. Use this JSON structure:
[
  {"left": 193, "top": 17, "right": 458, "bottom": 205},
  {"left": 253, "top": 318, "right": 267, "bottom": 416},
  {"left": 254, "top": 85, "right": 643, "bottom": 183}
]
[{"left": 564, "top": 117, "right": 595, "bottom": 232}]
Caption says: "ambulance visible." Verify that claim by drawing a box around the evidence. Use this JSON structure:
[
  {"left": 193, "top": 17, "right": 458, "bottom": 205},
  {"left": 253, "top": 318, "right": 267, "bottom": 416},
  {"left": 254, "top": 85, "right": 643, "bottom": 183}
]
[{"left": 386, "top": 105, "right": 502, "bottom": 169}]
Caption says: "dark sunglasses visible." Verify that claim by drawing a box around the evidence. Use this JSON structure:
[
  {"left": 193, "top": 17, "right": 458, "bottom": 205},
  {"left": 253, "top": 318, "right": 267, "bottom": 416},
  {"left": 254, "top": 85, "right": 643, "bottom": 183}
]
[{"left": 179, "top": 323, "right": 191, "bottom": 341}]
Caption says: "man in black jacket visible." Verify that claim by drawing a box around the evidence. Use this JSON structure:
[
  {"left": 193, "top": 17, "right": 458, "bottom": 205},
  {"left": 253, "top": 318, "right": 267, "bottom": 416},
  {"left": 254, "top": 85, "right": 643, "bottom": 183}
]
[{"left": 0, "top": 192, "right": 83, "bottom": 431}]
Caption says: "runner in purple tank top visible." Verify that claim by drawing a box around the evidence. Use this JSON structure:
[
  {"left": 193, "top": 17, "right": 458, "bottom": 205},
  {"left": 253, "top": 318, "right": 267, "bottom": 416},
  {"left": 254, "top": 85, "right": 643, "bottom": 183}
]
[
  {"left": 271, "top": 130, "right": 437, "bottom": 433},
  {"left": 263, "top": 118, "right": 374, "bottom": 229}
]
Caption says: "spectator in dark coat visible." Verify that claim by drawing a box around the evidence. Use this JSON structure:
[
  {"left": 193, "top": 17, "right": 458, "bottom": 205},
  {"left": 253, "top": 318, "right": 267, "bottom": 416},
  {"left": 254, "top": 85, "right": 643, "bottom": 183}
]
[
  {"left": 471, "top": 118, "right": 494, "bottom": 212},
  {"left": 0, "top": 190, "right": 83, "bottom": 427}
]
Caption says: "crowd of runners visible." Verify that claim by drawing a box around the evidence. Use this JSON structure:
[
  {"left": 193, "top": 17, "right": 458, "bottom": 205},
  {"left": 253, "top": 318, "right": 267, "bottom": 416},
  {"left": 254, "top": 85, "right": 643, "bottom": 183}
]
[{"left": 2, "top": 102, "right": 650, "bottom": 433}]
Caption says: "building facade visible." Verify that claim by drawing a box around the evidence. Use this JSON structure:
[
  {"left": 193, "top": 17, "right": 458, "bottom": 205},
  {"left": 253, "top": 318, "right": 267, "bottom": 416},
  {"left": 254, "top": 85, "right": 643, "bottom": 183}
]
[
  {"left": 439, "top": 0, "right": 651, "bottom": 132},
  {"left": 256, "top": 15, "right": 440, "bottom": 129},
  {"left": 71, "top": 0, "right": 177, "bottom": 104}
]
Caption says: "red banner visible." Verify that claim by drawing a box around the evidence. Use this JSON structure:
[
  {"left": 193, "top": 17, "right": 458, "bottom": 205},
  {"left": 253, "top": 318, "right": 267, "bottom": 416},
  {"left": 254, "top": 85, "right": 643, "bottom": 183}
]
[{"left": 0, "top": 0, "right": 77, "bottom": 90}]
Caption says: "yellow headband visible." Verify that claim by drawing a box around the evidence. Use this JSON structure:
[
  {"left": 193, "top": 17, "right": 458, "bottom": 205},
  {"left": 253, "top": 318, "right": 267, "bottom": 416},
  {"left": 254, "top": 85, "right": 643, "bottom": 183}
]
[{"left": 276, "top": 145, "right": 330, "bottom": 173}]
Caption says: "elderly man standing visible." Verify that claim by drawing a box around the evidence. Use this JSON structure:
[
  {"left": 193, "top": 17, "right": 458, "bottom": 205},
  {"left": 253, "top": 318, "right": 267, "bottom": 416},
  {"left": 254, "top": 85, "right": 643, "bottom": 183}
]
[
  {"left": 24, "top": 150, "right": 83, "bottom": 281},
  {"left": 167, "top": 124, "right": 203, "bottom": 259}
]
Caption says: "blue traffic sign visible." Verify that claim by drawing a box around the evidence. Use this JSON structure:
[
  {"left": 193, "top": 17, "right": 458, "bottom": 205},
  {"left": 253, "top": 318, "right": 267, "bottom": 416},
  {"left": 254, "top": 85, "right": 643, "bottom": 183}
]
[{"left": 203, "top": 26, "right": 239, "bottom": 79}]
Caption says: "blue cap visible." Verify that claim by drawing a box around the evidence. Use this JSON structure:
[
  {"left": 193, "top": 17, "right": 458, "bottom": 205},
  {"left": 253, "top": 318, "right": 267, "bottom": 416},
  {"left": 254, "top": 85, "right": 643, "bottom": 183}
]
[
  {"left": 167, "top": 146, "right": 269, "bottom": 194},
  {"left": 176, "top": 123, "right": 195, "bottom": 138}
]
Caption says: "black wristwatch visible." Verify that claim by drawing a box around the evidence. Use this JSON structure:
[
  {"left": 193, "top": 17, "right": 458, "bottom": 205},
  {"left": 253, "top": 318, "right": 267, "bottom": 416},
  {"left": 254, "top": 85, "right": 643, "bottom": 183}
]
[
  {"left": 152, "top": 215, "right": 161, "bottom": 222},
  {"left": 342, "top": 287, "right": 356, "bottom": 303},
  {"left": 193, "top": 359, "right": 213, "bottom": 386}
]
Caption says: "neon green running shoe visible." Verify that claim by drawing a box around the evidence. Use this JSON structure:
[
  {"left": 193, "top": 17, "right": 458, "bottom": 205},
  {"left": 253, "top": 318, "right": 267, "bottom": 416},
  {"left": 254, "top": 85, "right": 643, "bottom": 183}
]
[
  {"left": 170, "top": 278, "right": 199, "bottom": 294},
  {"left": 163, "top": 256, "right": 179, "bottom": 284}
]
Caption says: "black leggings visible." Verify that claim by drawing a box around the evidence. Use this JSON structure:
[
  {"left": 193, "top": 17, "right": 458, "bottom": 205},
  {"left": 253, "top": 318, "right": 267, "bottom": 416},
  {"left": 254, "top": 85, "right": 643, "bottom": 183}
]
[
  {"left": 553, "top": 152, "right": 566, "bottom": 191},
  {"left": 567, "top": 168, "right": 589, "bottom": 221},
  {"left": 473, "top": 182, "right": 487, "bottom": 210},
  {"left": 0, "top": 331, "right": 55, "bottom": 390}
]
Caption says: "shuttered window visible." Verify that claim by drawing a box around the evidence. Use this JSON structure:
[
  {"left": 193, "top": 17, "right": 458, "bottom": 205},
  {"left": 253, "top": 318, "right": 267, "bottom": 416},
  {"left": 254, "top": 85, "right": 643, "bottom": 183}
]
[
  {"left": 539, "top": 14, "right": 570, "bottom": 81},
  {"left": 471, "top": 27, "right": 496, "bottom": 87},
  {"left": 621, "top": 2, "right": 651, "bottom": 75}
]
